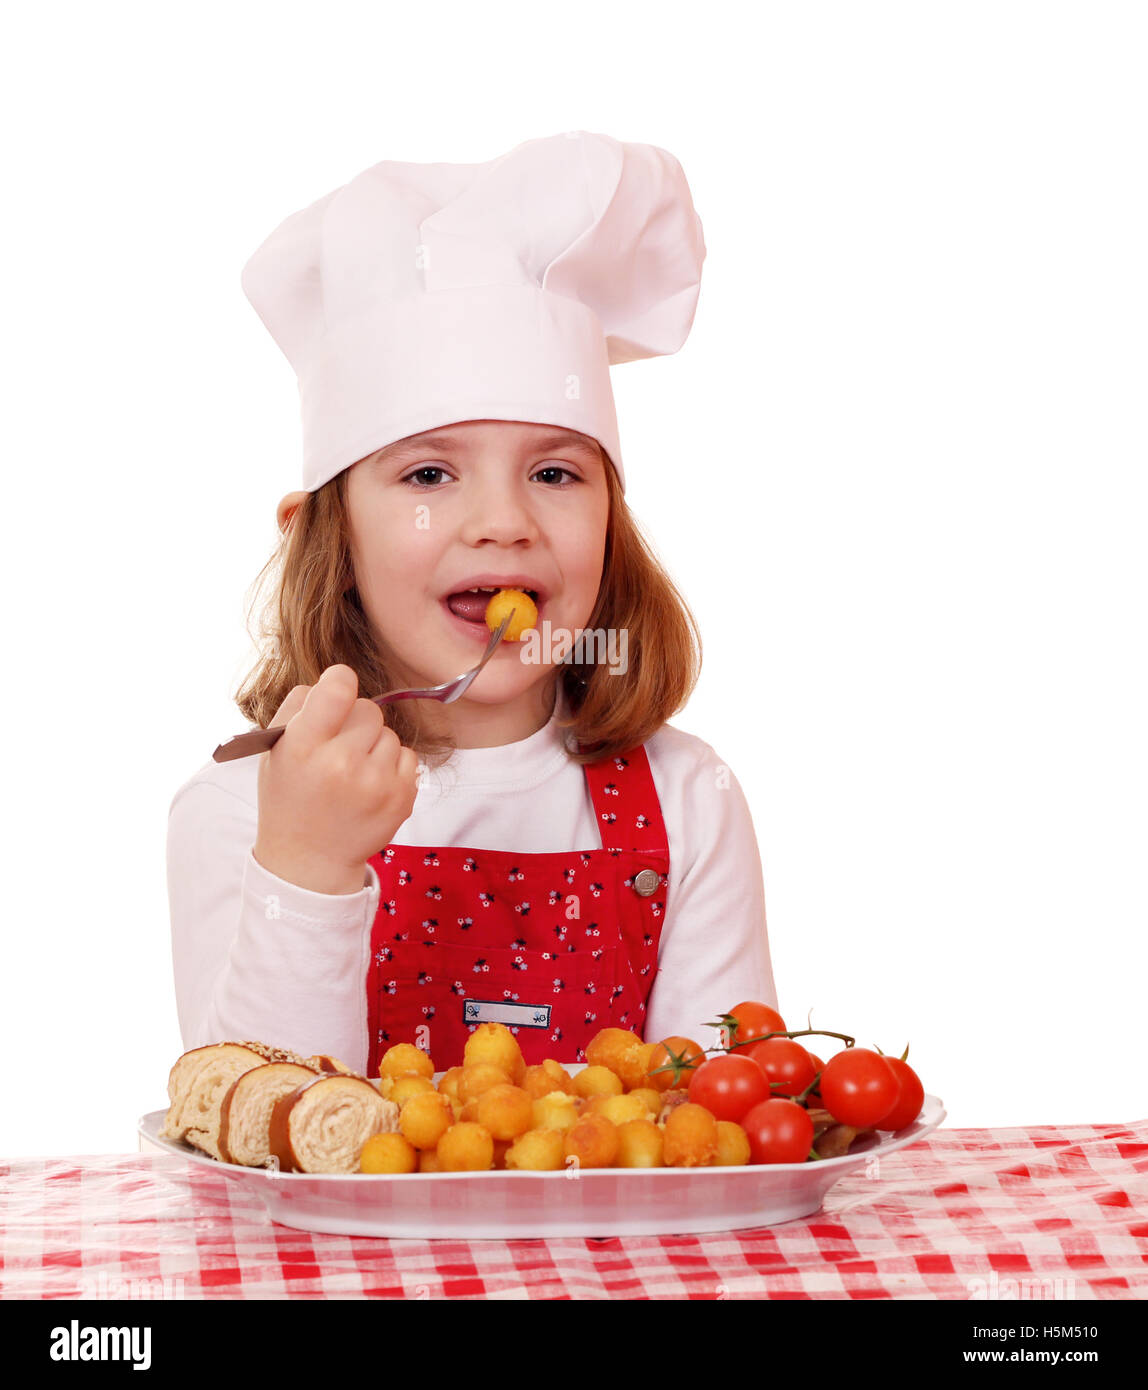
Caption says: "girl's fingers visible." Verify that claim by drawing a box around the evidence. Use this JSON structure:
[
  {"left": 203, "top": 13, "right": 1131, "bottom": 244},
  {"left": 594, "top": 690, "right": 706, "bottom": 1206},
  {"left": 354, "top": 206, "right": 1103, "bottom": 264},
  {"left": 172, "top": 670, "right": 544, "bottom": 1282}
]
[
  {"left": 267, "top": 684, "right": 313, "bottom": 730},
  {"left": 374, "top": 740, "right": 420, "bottom": 788},
  {"left": 374, "top": 742, "right": 421, "bottom": 824},
  {"left": 337, "top": 696, "right": 393, "bottom": 755},
  {"left": 396, "top": 746, "right": 420, "bottom": 784},
  {"left": 290, "top": 665, "right": 361, "bottom": 750},
  {"left": 271, "top": 664, "right": 419, "bottom": 790}
]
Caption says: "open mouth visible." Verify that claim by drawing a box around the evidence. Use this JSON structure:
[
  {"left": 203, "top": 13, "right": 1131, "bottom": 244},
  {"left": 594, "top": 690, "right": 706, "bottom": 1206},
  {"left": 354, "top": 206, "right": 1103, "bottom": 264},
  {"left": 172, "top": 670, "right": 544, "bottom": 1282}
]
[{"left": 444, "top": 586, "right": 541, "bottom": 625}]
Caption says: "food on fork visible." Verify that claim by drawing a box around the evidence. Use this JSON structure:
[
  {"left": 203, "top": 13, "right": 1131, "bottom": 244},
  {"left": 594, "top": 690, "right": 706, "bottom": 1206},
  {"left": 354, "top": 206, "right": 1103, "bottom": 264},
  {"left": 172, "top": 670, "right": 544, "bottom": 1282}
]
[
  {"left": 484, "top": 588, "right": 538, "bottom": 642},
  {"left": 445, "top": 583, "right": 538, "bottom": 638}
]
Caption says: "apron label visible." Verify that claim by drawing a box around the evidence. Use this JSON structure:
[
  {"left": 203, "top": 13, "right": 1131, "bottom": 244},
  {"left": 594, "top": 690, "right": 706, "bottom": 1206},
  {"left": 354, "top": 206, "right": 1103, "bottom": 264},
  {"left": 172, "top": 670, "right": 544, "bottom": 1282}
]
[{"left": 463, "top": 998, "right": 552, "bottom": 1029}]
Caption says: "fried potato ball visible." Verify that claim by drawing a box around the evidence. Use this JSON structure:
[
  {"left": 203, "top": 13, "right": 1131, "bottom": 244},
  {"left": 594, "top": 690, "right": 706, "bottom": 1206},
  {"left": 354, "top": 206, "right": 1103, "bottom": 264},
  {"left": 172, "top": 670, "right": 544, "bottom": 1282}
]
[
  {"left": 584, "top": 1028, "right": 650, "bottom": 1089},
  {"left": 564, "top": 1113, "right": 619, "bottom": 1169},
  {"left": 360, "top": 1132, "right": 418, "bottom": 1174},
  {"left": 662, "top": 1102, "right": 719, "bottom": 1168},
  {"left": 715, "top": 1120, "right": 752, "bottom": 1167},
  {"left": 615, "top": 1118, "right": 665, "bottom": 1168},
  {"left": 389, "top": 1075, "right": 437, "bottom": 1107},
  {"left": 463, "top": 1023, "right": 526, "bottom": 1083},
  {"left": 436, "top": 1066, "right": 466, "bottom": 1102},
  {"left": 520, "top": 1058, "right": 575, "bottom": 1099},
  {"left": 378, "top": 1072, "right": 433, "bottom": 1101},
  {"left": 626, "top": 1043, "right": 660, "bottom": 1091},
  {"left": 418, "top": 1148, "right": 442, "bottom": 1173},
  {"left": 532, "top": 1092, "right": 580, "bottom": 1134},
  {"left": 584, "top": 1092, "right": 649, "bottom": 1126},
  {"left": 475, "top": 1083, "right": 535, "bottom": 1141},
  {"left": 505, "top": 1128, "right": 566, "bottom": 1171},
  {"left": 437, "top": 1122, "right": 495, "bottom": 1172},
  {"left": 645, "top": 1037, "right": 706, "bottom": 1092},
  {"left": 485, "top": 589, "right": 538, "bottom": 642},
  {"left": 630, "top": 1087, "right": 663, "bottom": 1116},
  {"left": 572, "top": 1065, "right": 624, "bottom": 1099},
  {"left": 398, "top": 1091, "right": 454, "bottom": 1150},
  {"left": 542, "top": 1057, "right": 575, "bottom": 1091},
  {"left": 583, "top": 1029, "right": 625, "bottom": 1069},
  {"left": 379, "top": 1043, "right": 434, "bottom": 1081},
  {"left": 458, "top": 1061, "right": 514, "bottom": 1105}
]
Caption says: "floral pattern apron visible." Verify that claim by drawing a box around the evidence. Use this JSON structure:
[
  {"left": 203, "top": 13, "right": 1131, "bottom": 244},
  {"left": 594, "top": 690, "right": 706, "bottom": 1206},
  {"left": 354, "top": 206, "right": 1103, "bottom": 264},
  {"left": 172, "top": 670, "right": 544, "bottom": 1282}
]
[{"left": 365, "top": 744, "right": 669, "bottom": 1072}]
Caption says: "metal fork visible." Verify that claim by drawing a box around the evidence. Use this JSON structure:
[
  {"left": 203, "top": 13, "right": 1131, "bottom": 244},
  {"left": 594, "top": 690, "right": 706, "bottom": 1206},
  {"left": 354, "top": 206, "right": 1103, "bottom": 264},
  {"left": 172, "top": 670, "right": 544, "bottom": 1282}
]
[{"left": 211, "top": 611, "right": 514, "bottom": 763}]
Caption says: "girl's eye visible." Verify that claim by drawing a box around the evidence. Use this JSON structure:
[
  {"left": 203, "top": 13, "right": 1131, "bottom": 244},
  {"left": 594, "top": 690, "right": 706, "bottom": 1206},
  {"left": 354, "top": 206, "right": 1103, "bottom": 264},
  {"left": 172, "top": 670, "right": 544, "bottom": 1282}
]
[
  {"left": 402, "top": 465, "right": 451, "bottom": 487},
  {"left": 400, "top": 462, "right": 579, "bottom": 487},
  {"left": 532, "top": 464, "right": 579, "bottom": 485}
]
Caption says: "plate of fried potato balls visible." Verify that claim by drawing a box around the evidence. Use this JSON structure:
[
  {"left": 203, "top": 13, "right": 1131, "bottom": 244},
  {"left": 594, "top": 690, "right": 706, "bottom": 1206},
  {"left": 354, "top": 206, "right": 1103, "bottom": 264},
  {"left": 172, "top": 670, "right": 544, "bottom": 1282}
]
[{"left": 141, "top": 1020, "right": 944, "bottom": 1238}]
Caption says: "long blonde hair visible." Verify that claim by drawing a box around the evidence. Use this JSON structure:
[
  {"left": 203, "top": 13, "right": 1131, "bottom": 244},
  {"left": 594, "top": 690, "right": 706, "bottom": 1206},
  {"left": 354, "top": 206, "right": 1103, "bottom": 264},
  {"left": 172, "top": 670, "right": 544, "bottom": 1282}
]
[{"left": 235, "top": 449, "right": 701, "bottom": 765}]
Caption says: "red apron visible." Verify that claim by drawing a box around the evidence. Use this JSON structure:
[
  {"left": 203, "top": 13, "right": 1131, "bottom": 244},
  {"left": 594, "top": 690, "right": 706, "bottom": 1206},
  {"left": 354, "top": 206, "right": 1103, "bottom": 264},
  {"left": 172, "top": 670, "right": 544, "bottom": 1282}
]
[{"left": 365, "top": 744, "right": 669, "bottom": 1073}]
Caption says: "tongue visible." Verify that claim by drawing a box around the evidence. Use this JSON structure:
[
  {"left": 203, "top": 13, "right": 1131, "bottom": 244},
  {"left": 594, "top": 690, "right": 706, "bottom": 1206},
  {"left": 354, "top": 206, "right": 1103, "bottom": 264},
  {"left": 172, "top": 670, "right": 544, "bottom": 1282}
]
[{"left": 446, "top": 591, "right": 491, "bottom": 622}]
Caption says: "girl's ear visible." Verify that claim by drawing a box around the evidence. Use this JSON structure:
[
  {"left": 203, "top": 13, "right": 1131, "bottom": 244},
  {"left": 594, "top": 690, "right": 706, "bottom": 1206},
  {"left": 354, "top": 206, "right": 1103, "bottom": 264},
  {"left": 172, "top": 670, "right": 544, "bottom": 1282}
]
[{"left": 276, "top": 490, "right": 308, "bottom": 534}]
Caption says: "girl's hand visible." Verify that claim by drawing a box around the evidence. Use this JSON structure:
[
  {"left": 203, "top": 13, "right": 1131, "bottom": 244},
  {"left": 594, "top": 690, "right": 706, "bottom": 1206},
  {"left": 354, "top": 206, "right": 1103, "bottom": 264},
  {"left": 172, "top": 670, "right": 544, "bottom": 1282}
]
[{"left": 253, "top": 665, "right": 420, "bottom": 895}]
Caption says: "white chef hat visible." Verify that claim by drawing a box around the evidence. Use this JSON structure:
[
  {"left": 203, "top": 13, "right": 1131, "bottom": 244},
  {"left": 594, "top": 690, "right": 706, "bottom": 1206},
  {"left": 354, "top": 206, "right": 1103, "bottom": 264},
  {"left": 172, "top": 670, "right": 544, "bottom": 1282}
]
[{"left": 240, "top": 130, "right": 706, "bottom": 494}]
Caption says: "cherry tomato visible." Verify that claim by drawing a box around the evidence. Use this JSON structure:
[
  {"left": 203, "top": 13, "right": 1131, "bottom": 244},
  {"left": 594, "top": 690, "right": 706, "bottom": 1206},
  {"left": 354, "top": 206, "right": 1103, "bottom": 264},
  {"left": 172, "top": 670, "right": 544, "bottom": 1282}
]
[
  {"left": 687, "top": 1054, "right": 771, "bottom": 1123},
  {"left": 746, "top": 1038, "right": 817, "bottom": 1098},
  {"left": 725, "top": 1000, "right": 787, "bottom": 1051},
  {"left": 876, "top": 1056, "right": 925, "bottom": 1130},
  {"left": 741, "top": 1098, "right": 815, "bottom": 1164},
  {"left": 645, "top": 1036, "right": 706, "bottom": 1092},
  {"left": 818, "top": 1048, "right": 900, "bottom": 1129}
]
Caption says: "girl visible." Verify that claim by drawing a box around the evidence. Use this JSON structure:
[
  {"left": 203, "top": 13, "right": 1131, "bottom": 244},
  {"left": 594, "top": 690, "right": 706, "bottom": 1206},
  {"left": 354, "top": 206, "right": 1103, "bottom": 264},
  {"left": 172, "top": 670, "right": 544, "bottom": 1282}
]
[{"left": 167, "top": 131, "right": 777, "bottom": 1074}]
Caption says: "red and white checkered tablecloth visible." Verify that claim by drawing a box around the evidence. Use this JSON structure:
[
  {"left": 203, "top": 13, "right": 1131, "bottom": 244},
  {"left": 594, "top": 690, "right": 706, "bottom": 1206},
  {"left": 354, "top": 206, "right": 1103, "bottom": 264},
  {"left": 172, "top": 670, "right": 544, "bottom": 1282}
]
[{"left": 2, "top": 1120, "right": 1145, "bottom": 1300}]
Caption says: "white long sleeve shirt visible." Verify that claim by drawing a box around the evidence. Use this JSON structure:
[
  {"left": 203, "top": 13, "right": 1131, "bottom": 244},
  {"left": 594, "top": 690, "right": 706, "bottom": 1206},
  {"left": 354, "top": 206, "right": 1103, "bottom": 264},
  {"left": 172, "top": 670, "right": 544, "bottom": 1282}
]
[{"left": 167, "top": 710, "right": 777, "bottom": 1072}]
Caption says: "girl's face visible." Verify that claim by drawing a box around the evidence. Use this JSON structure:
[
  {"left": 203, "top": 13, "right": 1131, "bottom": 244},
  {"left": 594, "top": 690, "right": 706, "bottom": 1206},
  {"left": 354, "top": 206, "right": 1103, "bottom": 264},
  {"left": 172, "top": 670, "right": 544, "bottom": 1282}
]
[{"left": 341, "top": 418, "right": 610, "bottom": 737}]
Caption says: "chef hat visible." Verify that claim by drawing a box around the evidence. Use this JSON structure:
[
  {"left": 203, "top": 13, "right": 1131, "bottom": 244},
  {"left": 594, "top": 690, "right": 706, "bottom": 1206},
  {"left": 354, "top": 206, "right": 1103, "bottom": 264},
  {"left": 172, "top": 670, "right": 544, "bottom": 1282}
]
[{"left": 240, "top": 130, "right": 706, "bottom": 494}]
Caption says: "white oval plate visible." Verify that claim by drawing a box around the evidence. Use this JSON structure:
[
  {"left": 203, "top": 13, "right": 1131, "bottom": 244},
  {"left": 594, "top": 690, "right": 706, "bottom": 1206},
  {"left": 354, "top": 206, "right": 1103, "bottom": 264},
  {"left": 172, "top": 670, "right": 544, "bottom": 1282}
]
[{"left": 138, "top": 1094, "right": 945, "bottom": 1239}]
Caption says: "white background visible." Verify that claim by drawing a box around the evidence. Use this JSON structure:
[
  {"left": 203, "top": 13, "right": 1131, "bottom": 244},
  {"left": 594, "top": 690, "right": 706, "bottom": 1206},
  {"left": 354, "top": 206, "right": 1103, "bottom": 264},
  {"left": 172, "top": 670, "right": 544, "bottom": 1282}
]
[{"left": 2, "top": 0, "right": 1144, "bottom": 1155}]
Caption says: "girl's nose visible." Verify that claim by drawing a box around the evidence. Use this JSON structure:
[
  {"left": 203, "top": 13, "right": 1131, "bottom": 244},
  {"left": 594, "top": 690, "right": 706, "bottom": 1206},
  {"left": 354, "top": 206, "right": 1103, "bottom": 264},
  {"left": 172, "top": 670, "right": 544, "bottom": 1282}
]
[{"left": 458, "top": 477, "right": 541, "bottom": 546}]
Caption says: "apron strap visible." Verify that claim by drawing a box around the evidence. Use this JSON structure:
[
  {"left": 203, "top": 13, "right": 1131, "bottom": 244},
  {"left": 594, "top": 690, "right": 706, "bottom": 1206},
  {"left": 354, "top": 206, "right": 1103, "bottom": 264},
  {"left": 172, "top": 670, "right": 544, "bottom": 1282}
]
[{"left": 582, "top": 744, "right": 669, "bottom": 854}]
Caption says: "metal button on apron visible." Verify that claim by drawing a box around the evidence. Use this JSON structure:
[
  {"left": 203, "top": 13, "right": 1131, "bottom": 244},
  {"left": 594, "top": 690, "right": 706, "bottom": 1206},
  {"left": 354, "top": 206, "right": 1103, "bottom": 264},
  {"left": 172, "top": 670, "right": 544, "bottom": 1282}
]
[{"left": 633, "top": 869, "right": 660, "bottom": 897}]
